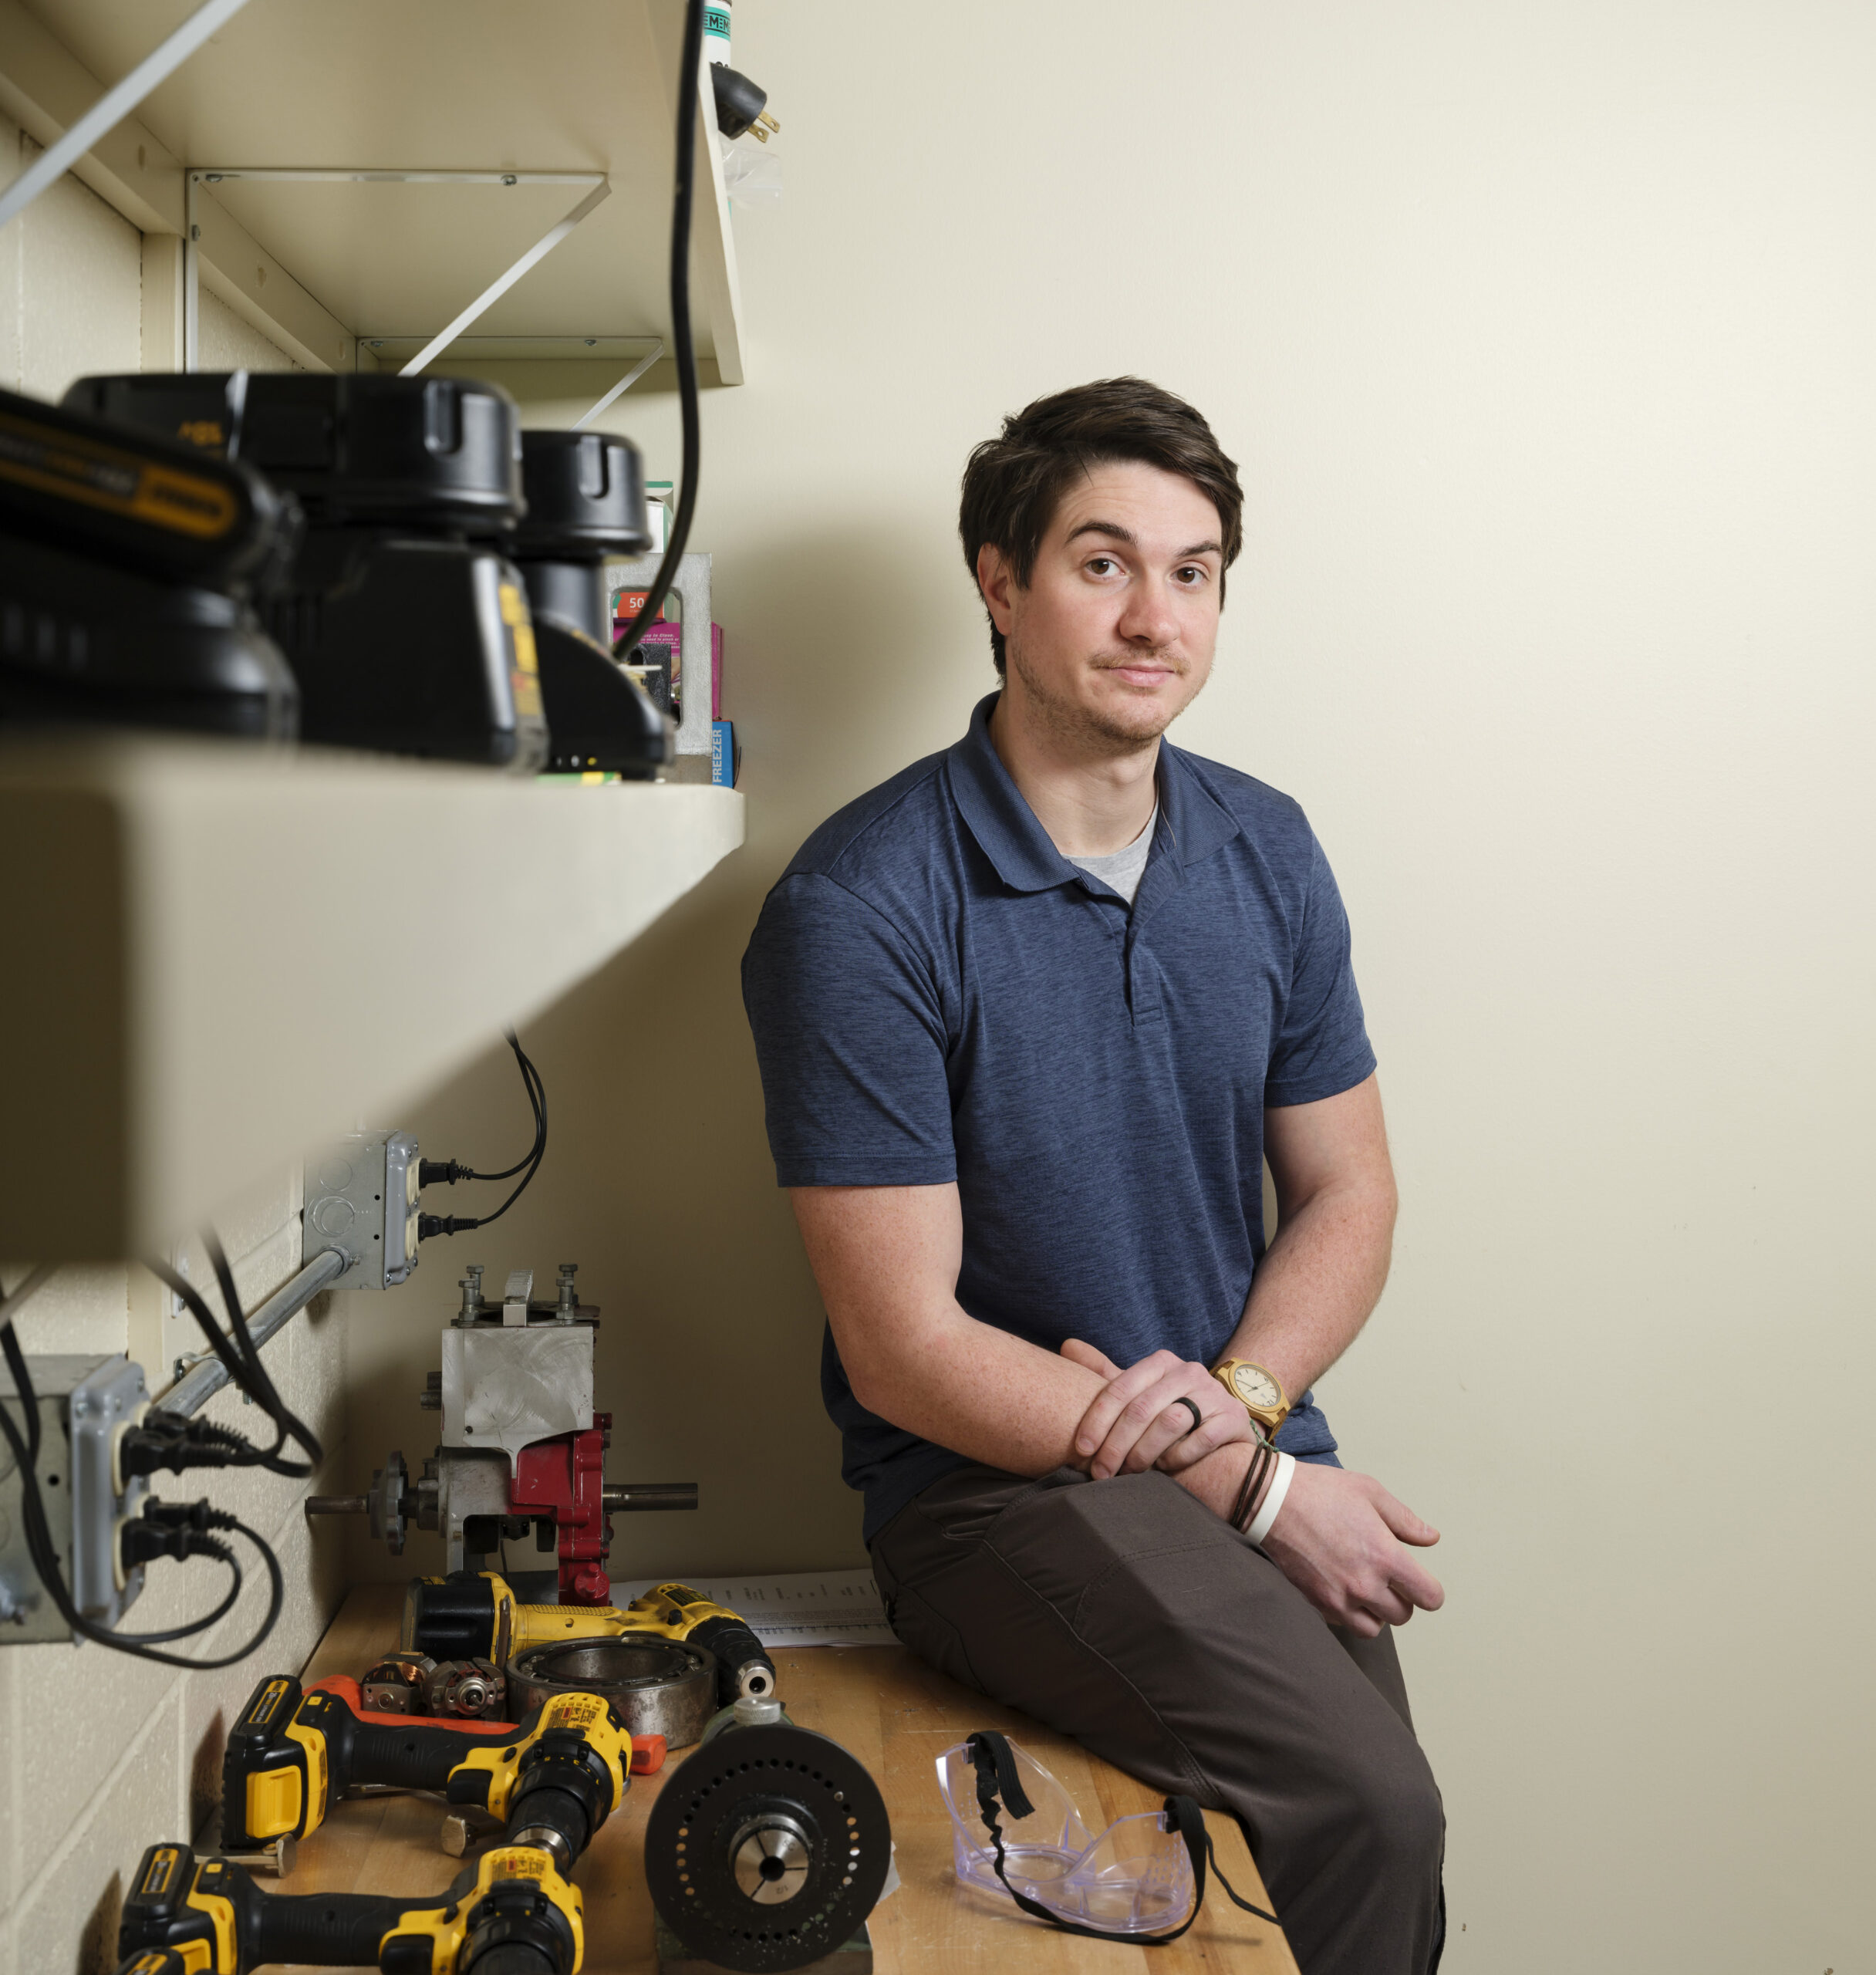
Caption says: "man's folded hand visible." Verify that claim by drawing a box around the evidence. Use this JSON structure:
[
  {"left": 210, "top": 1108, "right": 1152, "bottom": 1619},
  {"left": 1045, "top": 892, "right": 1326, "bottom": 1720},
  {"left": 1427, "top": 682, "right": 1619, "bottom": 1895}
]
[
  {"left": 1060, "top": 1337, "right": 1259, "bottom": 1478},
  {"left": 1062, "top": 1339, "right": 1445, "bottom": 1637}
]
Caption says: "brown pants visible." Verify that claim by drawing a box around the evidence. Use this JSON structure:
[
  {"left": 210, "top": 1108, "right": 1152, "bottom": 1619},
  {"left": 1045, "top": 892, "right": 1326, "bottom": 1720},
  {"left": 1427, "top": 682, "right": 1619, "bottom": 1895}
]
[{"left": 869, "top": 1463, "right": 1445, "bottom": 1975}]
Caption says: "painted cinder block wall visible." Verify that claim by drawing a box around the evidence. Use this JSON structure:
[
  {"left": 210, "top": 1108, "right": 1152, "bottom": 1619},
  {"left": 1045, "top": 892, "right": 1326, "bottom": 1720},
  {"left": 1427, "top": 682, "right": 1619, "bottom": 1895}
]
[{"left": 0, "top": 110, "right": 333, "bottom": 1975}]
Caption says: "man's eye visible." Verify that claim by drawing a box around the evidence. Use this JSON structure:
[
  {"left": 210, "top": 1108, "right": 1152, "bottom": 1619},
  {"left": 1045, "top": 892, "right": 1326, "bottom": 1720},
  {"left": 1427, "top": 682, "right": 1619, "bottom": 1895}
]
[
  {"left": 1175, "top": 565, "right": 1208, "bottom": 585},
  {"left": 1085, "top": 557, "right": 1118, "bottom": 576}
]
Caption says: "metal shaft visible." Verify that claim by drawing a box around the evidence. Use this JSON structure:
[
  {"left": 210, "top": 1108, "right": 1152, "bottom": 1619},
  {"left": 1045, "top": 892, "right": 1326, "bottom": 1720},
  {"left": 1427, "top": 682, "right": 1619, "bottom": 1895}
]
[
  {"left": 601, "top": 1483, "right": 699, "bottom": 1512},
  {"left": 166, "top": 1247, "right": 349, "bottom": 1417},
  {"left": 304, "top": 1495, "right": 369, "bottom": 1517}
]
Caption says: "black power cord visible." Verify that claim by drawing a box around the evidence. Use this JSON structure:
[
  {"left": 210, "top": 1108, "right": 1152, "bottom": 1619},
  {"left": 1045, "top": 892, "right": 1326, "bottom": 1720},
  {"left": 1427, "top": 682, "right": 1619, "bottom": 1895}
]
[
  {"left": 613, "top": 0, "right": 706, "bottom": 664},
  {"left": 418, "top": 1031, "right": 548, "bottom": 1241},
  {"left": 203, "top": 1229, "right": 323, "bottom": 1468},
  {"left": 145, "top": 1236, "right": 322, "bottom": 1477},
  {"left": 0, "top": 1315, "right": 283, "bottom": 1666}
]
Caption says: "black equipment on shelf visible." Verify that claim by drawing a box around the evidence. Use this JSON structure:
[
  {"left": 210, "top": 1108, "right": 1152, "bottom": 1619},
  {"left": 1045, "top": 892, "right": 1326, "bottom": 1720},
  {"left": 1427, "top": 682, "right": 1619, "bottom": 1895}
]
[
  {"left": 0, "top": 385, "right": 300, "bottom": 740},
  {"left": 63, "top": 370, "right": 549, "bottom": 771},
  {"left": 509, "top": 430, "right": 671, "bottom": 778}
]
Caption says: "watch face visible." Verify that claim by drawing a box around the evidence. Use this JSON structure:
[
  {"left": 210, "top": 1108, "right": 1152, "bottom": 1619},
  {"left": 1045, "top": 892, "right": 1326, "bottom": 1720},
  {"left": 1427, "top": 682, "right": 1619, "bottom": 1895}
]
[{"left": 1230, "top": 1363, "right": 1281, "bottom": 1410}]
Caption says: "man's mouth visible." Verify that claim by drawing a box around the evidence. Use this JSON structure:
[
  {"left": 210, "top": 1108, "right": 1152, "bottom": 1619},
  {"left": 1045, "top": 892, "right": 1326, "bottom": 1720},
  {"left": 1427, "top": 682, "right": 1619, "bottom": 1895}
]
[{"left": 1098, "top": 660, "right": 1179, "bottom": 689}]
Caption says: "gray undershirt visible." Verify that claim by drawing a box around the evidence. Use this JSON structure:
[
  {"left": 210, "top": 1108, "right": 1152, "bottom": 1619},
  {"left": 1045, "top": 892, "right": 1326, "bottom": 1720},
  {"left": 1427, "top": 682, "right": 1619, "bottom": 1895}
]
[{"left": 1066, "top": 805, "right": 1159, "bottom": 906}]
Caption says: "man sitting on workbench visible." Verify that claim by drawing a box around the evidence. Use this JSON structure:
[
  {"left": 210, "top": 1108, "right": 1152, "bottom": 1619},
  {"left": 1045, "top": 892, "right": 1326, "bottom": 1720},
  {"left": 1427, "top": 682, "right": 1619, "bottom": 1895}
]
[{"left": 741, "top": 377, "right": 1446, "bottom": 1975}]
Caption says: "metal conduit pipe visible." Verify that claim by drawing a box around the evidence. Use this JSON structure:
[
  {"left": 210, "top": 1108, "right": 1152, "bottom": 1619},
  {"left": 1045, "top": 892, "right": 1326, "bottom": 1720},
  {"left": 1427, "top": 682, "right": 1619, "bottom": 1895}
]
[{"left": 166, "top": 1246, "right": 348, "bottom": 1418}]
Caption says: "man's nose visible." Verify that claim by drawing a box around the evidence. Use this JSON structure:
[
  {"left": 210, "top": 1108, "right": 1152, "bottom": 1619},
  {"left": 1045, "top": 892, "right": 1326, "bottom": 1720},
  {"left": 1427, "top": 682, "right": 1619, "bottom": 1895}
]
[{"left": 1115, "top": 579, "right": 1181, "bottom": 650}]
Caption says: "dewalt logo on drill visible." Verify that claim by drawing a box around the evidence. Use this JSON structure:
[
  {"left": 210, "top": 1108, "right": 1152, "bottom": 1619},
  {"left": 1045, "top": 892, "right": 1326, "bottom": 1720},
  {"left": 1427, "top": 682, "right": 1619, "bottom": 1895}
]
[
  {"left": 244, "top": 1677, "right": 292, "bottom": 1729},
  {"left": 138, "top": 1848, "right": 182, "bottom": 1898}
]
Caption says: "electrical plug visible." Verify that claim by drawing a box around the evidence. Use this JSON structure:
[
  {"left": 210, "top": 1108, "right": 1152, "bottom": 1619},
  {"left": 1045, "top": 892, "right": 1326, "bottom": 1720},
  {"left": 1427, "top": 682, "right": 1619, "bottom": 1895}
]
[
  {"left": 120, "top": 1497, "right": 236, "bottom": 1569},
  {"left": 117, "top": 1411, "right": 263, "bottom": 1482},
  {"left": 712, "top": 62, "right": 780, "bottom": 143}
]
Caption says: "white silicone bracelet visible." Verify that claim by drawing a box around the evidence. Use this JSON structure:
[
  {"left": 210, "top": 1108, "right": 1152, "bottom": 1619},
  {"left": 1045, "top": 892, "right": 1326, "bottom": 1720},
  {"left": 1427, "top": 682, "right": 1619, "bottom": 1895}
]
[{"left": 1244, "top": 1450, "right": 1296, "bottom": 1545}]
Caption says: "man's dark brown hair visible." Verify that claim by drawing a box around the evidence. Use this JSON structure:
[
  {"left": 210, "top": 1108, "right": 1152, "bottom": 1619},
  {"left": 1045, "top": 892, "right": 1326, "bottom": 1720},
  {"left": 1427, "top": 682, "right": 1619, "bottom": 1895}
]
[{"left": 959, "top": 376, "right": 1244, "bottom": 674}]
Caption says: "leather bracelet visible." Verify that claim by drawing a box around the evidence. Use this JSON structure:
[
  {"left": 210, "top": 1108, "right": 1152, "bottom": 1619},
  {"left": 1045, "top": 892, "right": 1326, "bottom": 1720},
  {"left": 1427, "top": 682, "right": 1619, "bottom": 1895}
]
[
  {"left": 1233, "top": 1444, "right": 1269, "bottom": 1532},
  {"left": 1230, "top": 1437, "right": 1270, "bottom": 1533}
]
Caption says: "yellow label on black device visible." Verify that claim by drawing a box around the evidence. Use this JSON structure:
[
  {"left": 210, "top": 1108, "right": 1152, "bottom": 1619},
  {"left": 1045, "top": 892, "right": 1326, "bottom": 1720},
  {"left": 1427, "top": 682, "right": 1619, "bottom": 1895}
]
[
  {"left": 139, "top": 1847, "right": 183, "bottom": 1898},
  {"left": 498, "top": 581, "right": 543, "bottom": 718},
  {"left": 0, "top": 409, "right": 238, "bottom": 538},
  {"left": 542, "top": 1693, "right": 607, "bottom": 1731},
  {"left": 244, "top": 1676, "right": 292, "bottom": 1728}
]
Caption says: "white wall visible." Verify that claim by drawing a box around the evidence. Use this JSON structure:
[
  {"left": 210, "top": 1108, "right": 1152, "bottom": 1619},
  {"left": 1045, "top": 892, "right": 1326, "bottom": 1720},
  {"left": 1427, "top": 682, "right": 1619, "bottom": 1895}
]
[
  {"left": 346, "top": 5, "right": 1874, "bottom": 1970},
  {"left": 196, "top": 285, "right": 305, "bottom": 375},
  {"left": 0, "top": 114, "right": 137, "bottom": 397},
  {"left": 1, "top": 106, "right": 326, "bottom": 1975}
]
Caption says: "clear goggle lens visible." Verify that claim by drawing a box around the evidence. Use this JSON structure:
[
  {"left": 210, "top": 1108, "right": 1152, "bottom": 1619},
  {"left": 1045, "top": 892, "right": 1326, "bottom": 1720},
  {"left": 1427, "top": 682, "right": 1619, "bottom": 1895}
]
[{"left": 935, "top": 1739, "right": 1196, "bottom": 1936}]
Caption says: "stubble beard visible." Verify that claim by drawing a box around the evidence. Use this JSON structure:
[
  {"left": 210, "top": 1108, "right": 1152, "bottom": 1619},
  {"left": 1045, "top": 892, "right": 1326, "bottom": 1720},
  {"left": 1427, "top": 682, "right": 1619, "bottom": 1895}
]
[{"left": 1004, "top": 640, "right": 1199, "bottom": 758}]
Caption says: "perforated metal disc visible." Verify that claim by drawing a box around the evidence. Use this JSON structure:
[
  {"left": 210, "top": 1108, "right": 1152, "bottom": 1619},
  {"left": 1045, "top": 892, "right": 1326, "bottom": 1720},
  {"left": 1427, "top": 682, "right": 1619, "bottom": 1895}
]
[{"left": 643, "top": 1723, "right": 892, "bottom": 1973}]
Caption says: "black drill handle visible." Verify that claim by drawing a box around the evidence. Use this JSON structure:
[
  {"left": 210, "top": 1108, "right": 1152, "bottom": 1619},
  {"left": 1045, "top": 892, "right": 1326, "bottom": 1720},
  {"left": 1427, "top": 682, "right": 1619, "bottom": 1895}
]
[
  {"left": 336, "top": 1714, "right": 503, "bottom": 1792},
  {"left": 243, "top": 1886, "right": 415, "bottom": 1968}
]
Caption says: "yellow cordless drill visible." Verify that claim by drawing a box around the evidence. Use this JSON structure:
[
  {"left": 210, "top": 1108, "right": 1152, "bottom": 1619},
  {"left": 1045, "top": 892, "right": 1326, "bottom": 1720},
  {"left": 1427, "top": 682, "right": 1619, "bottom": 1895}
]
[
  {"left": 221, "top": 1673, "right": 633, "bottom": 1873},
  {"left": 403, "top": 1574, "right": 777, "bottom": 1706},
  {"left": 112, "top": 1841, "right": 581, "bottom": 1973}
]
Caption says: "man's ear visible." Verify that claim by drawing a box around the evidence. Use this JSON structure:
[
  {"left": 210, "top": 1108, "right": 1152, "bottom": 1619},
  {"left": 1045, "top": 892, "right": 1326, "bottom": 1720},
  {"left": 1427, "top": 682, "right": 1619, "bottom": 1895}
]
[{"left": 976, "top": 542, "right": 1019, "bottom": 636}]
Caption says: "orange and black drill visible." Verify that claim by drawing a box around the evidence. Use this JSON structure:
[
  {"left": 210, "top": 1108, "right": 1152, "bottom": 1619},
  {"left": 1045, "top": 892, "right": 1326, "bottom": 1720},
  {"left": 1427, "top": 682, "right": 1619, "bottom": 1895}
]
[
  {"left": 113, "top": 1840, "right": 581, "bottom": 1973},
  {"left": 221, "top": 1673, "right": 656, "bottom": 1872}
]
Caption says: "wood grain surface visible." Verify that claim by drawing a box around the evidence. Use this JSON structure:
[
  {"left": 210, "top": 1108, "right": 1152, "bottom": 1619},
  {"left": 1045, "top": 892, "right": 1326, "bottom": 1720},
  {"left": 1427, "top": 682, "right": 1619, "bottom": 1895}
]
[{"left": 277, "top": 1585, "right": 1298, "bottom": 1974}]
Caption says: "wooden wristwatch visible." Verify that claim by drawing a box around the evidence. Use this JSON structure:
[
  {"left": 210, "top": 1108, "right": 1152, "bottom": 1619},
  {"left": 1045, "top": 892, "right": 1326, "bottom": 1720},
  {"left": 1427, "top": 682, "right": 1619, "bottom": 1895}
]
[{"left": 1211, "top": 1359, "right": 1291, "bottom": 1437}]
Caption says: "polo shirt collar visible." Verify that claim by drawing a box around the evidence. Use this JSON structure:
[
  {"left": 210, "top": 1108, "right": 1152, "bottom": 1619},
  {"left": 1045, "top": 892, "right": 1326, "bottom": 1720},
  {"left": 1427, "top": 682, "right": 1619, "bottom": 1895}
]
[{"left": 946, "top": 690, "right": 1240, "bottom": 892}]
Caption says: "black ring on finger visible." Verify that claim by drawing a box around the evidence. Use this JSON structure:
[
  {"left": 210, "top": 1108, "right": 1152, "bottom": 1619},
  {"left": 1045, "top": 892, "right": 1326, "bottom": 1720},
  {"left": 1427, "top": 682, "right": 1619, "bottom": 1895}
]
[{"left": 1172, "top": 1396, "right": 1204, "bottom": 1436}]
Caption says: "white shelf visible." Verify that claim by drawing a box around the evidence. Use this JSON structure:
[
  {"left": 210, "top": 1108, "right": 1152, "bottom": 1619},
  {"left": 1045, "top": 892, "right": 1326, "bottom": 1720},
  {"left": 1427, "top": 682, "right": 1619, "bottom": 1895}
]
[
  {"left": 1, "top": 0, "right": 744, "bottom": 380},
  {"left": 0, "top": 734, "right": 744, "bottom": 1257}
]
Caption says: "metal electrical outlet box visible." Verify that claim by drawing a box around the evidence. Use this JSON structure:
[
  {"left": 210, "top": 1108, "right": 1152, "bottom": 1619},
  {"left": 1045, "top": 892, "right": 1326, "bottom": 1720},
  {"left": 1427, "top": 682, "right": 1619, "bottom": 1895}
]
[
  {"left": 304, "top": 1132, "right": 421, "bottom": 1289},
  {"left": 0, "top": 1353, "right": 150, "bottom": 1641}
]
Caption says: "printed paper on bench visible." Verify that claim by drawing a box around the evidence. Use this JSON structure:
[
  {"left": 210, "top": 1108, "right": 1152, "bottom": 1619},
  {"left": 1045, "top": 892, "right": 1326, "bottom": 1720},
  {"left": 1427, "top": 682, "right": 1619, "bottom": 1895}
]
[{"left": 611, "top": 1570, "right": 893, "bottom": 1649}]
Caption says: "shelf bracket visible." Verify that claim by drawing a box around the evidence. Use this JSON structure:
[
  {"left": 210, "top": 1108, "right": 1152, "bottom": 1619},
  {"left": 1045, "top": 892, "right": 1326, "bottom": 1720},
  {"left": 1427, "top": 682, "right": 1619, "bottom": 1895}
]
[
  {"left": 575, "top": 339, "right": 663, "bottom": 429},
  {"left": 181, "top": 170, "right": 609, "bottom": 373},
  {"left": 0, "top": 0, "right": 253, "bottom": 233},
  {"left": 400, "top": 178, "right": 612, "bottom": 376}
]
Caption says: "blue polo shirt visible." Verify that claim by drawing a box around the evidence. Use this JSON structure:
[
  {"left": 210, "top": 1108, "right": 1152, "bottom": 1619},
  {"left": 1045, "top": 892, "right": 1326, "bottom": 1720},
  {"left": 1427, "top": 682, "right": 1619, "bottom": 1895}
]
[{"left": 742, "top": 693, "right": 1377, "bottom": 1545}]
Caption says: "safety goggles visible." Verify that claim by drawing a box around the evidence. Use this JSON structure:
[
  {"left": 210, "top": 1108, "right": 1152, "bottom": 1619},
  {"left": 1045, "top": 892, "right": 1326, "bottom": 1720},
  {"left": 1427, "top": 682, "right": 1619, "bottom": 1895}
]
[{"left": 936, "top": 1731, "right": 1276, "bottom": 1943}]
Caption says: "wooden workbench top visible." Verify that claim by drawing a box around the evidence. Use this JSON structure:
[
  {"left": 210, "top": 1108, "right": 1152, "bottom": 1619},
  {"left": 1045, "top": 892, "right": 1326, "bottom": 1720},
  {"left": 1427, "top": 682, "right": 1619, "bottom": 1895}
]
[{"left": 280, "top": 1585, "right": 1298, "bottom": 1974}]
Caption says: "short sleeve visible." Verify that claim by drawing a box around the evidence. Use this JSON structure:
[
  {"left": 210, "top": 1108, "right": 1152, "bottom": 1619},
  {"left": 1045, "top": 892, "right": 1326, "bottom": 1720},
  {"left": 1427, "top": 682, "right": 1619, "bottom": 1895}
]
[
  {"left": 1263, "top": 833, "right": 1378, "bottom": 1109},
  {"left": 741, "top": 872, "right": 957, "bottom": 1187}
]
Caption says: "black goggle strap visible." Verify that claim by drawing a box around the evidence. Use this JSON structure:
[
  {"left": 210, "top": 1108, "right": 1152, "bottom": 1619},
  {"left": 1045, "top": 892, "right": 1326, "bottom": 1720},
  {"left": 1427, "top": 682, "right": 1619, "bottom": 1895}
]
[{"left": 963, "top": 1730, "right": 1278, "bottom": 1946}]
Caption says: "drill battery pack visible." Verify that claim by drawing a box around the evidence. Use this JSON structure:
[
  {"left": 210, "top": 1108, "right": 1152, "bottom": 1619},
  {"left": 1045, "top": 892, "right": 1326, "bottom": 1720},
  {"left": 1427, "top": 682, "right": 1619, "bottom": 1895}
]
[
  {"left": 0, "top": 387, "right": 299, "bottom": 738},
  {"left": 64, "top": 372, "right": 548, "bottom": 771}
]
